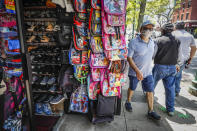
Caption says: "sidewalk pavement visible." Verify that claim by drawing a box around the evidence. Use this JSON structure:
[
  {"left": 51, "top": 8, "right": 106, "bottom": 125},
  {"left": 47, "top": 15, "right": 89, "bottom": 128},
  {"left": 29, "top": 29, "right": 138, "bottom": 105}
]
[{"left": 53, "top": 70, "right": 197, "bottom": 131}]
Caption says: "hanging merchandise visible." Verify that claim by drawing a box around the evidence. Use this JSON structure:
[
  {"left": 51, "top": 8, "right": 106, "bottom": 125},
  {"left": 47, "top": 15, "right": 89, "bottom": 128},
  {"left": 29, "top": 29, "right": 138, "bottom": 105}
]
[
  {"left": 87, "top": 74, "right": 100, "bottom": 100},
  {"left": 73, "top": 0, "right": 87, "bottom": 13},
  {"left": 69, "top": 85, "right": 89, "bottom": 113},
  {"left": 4, "top": 0, "right": 15, "bottom": 14}
]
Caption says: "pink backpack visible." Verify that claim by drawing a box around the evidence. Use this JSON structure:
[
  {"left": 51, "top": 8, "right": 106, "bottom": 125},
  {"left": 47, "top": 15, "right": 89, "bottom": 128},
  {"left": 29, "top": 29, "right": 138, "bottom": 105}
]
[
  {"left": 104, "top": 48, "right": 128, "bottom": 61},
  {"left": 100, "top": 69, "right": 121, "bottom": 97},
  {"left": 89, "top": 53, "right": 109, "bottom": 68},
  {"left": 87, "top": 75, "right": 100, "bottom": 100},
  {"left": 102, "top": 33, "right": 126, "bottom": 50},
  {"left": 101, "top": 0, "right": 127, "bottom": 26},
  {"left": 91, "top": 68, "right": 102, "bottom": 81}
]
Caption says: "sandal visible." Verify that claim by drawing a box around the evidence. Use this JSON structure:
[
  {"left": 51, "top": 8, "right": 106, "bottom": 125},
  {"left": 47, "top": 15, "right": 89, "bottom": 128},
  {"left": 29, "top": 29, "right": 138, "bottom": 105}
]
[
  {"left": 41, "top": 36, "right": 50, "bottom": 43},
  {"left": 27, "top": 25, "right": 36, "bottom": 32},
  {"left": 46, "top": 23, "right": 53, "bottom": 32},
  {"left": 26, "top": 36, "right": 36, "bottom": 43}
]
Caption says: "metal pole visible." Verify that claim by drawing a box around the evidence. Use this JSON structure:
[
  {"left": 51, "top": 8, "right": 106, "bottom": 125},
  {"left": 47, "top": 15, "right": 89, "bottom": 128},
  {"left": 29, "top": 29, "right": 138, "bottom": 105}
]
[{"left": 14, "top": 0, "right": 35, "bottom": 130}]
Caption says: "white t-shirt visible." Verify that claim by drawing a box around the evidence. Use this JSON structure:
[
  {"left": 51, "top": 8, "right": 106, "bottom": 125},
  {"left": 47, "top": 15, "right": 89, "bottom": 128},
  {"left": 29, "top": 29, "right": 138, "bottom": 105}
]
[{"left": 172, "top": 30, "right": 196, "bottom": 64}]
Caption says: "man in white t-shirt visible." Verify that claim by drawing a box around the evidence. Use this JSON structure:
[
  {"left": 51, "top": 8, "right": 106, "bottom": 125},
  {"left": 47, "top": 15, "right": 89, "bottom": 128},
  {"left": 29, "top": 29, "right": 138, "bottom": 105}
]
[{"left": 172, "top": 21, "right": 197, "bottom": 96}]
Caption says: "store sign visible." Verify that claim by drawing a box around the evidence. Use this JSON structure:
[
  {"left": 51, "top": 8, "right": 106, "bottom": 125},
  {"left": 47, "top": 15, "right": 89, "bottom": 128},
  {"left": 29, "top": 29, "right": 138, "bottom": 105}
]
[{"left": 4, "top": 0, "right": 15, "bottom": 14}]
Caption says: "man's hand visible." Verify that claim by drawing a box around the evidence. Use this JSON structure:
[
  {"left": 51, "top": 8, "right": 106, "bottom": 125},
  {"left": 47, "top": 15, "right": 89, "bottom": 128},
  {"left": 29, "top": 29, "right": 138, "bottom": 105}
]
[
  {"left": 136, "top": 70, "right": 143, "bottom": 81},
  {"left": 187, "top": 58, "right": 192, "bottom": 65},
  {"left": 176, "top": 65, "right": 180, "bottom": 72}
]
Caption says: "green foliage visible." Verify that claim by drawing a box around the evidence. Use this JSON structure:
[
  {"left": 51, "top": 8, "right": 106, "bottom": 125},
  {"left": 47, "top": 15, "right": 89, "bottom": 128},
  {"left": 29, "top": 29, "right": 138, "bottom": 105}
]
[{"left": 126, "top": 0, "right": 182, "bottom": 31}]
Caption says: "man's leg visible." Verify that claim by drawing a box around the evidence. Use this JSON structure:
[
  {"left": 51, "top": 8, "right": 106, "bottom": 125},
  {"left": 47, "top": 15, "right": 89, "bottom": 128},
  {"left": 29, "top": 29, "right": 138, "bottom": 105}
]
[
  {"left": 163, "top": 74, "right": 176, "bottom": 116},
  {"left": 125, "top": 76, "right": 139, "bottom": 112},
  {"left": 142, "top": 75, "right": 161, "bottom": 120},
  {"left": 175, "top": 64, "right": 185, "bottom": 95},
  {"left": 152, "top": 65, "right": 162, "bottom": 89}
]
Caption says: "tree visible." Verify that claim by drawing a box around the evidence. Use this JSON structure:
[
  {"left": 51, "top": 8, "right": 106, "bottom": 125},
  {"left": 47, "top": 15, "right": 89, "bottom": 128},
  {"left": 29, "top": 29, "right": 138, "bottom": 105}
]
[{"left": 137, "top": 0, "right": 147, "bottom": 31}]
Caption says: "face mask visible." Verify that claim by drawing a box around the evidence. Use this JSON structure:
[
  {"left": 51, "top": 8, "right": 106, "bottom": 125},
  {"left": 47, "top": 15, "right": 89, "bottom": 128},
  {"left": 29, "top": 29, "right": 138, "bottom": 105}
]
[{"left": 141, "top": 30, "right": 153, "bottom": 38}]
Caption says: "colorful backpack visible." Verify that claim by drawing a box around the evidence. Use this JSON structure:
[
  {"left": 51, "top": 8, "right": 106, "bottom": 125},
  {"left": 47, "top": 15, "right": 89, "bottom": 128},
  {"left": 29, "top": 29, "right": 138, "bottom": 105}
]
[
  {"left": 91, "top": 68, "right": 103, "bottom": 81},
  {"left": 73, "top": 65, "right": 89, "bottom": 81},
  {"left": 108, "top": 60, "right": 127, "bottom": 73},
  {"left": 104, "top": 48, "right": 128, "bottom": 61},
  {"left": 101, "top": 0, "right": 127, "bottom": 26},
  {"left": 91, "top": 0, "right": 101, "bottom": 10},
  {"left": 75, "top": 13, "right": 87, "bottom": 22},
  {"left": 89, "top": 36, "right": 103, "bottom": 54},
  {"left": 69, "top": 85, "right": 89, "bottom": 113},
  {"left": 102, "top": 33, "right": 126, "bottom": 50},
  {"left": 73, "top": 0, "right": 87, "bottom": 13},
  {"left": 100, "top": 69, "right": 120, "bottom": 97},
  {"left": 89, "top": 53, "right": 109, "bottom": 68},
  {"left": 69, "top": 47, "right": 89, "bottom": 65},
  {"left": 87, "top": 75, "right": 100, "bottom": 100},
  {"left": 73, "top": 27, "right": 88, "bottom": 51},
  {"left": 89, "top": 8, "right": 102, "bottom": 36}
]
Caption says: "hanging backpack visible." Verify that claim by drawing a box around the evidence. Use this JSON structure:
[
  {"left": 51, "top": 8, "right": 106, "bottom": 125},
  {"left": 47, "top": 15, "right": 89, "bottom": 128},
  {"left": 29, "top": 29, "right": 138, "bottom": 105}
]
[
  {"left": 87, "top": 75, "right": 100, "bottom": 100},
  {"left": 89, "top": 36, "right": 103, "bottom": 54},
  {"left": 89, "top": 53, "right": 109, "bottom": 68},
  {"left": 69, "top": 85, "right": 89, "bottom": 113},
  {"left": 73, "top": 65, "right": 89, "bottom": 81},
  {"left": 73, "top": 17, "right": 88, "bottom": 50},
  {"left": 102, "top": 32, "right": 126, "bottom": 50},
  {"left": 91, "top": 0, "right": 101, "bottom": 10},
  {"left": 69, "top": 46, "right": 89, "bottom": 65},
  {"left": 91, "top": 68, "right": 106, "bottom": 82},
  {"left": 101, "top": 0, "right": 127, "bottom": 26},
  {"left": 75, "top": 13, "right": 87, "bottom": 22},
  {"left": 104, "top": 48, "right": 128, "bottom": 61},
  {"left": 100, "top": 69, "right": 120, "bottom": 97},
  {"left": 73, "top": 0, "right": 88, "bottom": 13},
  {"left": 89, "top": 8, "right": 102, "bottom": 36},
  {"left": 3, "top": 76, "right": 24, "bottom": 121}
]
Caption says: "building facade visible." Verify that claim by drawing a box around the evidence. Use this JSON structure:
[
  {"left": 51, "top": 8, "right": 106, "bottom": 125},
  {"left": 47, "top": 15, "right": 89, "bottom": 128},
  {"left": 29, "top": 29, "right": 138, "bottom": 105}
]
[{"left": 172, "top": 0, "right": 197, "bottom": 38}]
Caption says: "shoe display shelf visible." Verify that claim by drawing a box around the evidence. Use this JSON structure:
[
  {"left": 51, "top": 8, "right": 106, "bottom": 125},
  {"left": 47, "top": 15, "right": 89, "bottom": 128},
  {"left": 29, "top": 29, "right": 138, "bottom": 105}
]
[
  {"left": 23, "top": 6, "right": 66, "bottom": 117},
  {"left": 24, "top": 6, "right": 56, "bottom": 10}
]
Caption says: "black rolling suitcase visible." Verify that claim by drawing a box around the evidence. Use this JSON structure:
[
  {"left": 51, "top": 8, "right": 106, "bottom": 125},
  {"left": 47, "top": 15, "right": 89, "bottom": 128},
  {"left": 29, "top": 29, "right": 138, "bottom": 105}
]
[{"left": 88, "top": 95, "right": 115, "bottom": 124}]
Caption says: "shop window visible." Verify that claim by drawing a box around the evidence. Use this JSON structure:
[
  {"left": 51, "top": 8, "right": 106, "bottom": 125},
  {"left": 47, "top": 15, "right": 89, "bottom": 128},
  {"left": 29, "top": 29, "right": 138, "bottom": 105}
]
[
  {"left": 181, "top": 14, "right": 184, "bottom": 20},
  {"left": 188, "top": 0, "right": 191, "bottom": 8},
  {"left": 186, "top": 13, "right": 189, "bottom": 20}
]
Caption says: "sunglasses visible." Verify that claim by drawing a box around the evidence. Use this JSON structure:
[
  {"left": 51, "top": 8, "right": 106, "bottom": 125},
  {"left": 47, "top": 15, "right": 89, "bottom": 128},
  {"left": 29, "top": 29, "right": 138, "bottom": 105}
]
[{"left": 143, "top": 27, "right": 153, "bottom": 31}]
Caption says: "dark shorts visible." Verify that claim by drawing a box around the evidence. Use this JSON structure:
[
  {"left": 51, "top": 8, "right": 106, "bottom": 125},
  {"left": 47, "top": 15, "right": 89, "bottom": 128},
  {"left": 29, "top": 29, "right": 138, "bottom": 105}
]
[{"left": 129, "top": 75, "right": 154, "bottom": 92}]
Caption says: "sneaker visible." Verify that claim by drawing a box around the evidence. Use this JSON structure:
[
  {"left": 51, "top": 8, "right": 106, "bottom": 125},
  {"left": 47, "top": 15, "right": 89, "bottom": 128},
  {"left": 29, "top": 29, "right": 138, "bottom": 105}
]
[
  {"left": 43, "top": 103, "right": 52, "bottom": 115},
  {"left": 32, "top": 75, "right": 38, "bottom": 84},
  {"left": 47, "top": 77, "right": 56, "bottom": 85},
  {"left": 50, "top": 95, "right": 65, "bottom": 104},
  {"left": 40, "top": 76, "right": 49, "bottom": 85},
  {"left": 36, "top": 94, "right": 48, "bottom": 103},
  {"left": 48, "top": 85, "right": 57, "bottom": 92},
  {"left": 148, "top": 111, "right": 161, "bottom": 120},
  {"left": 125, "top": 101, "right": 132, "bottom": 112},
  {"left": 35, "top": 103, "right": 43, "bottom": 114},
  {"left": 168, "top": 111, "right": 174, "bottom": 116}
]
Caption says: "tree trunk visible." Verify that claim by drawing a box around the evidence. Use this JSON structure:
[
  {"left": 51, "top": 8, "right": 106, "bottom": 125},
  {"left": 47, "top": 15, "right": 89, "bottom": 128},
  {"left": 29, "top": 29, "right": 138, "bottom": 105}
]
[{"left": 137, "top": 0, "right": 147, "bottom": 32}]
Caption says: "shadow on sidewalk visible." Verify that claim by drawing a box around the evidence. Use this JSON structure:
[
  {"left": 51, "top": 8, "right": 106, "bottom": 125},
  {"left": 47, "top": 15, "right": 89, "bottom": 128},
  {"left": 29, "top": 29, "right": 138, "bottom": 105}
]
[
  {"left": 154, "top": 96, "right": 196, "bottom": 125},
  {"left": 175, "top": 95, "right": 197, "bottom": 111}
]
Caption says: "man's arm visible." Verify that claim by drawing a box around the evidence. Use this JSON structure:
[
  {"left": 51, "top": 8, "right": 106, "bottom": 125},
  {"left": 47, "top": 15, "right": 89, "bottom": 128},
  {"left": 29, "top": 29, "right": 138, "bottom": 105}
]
[
  {"left": 187, "top": 36, "right": 197, "bottom": 64},
  {"left": 187, "top": 46, "right": 196, "bottom": 64},
  {"left": 127, "top": 57, "right": 143, "bottom": 80}
]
